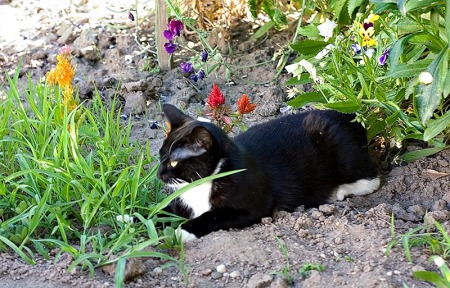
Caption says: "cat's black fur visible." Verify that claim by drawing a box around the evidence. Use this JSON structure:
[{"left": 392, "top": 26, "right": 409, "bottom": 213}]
[{"left": 157, "top": 104, "right": 378, "bottom": 239}]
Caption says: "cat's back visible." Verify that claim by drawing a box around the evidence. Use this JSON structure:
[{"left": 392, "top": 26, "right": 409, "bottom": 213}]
[
  {"left": 234, "top": 110, "right": 364, "bottom": 151},
  {"left": 233, "top": 109, "right": 377, "bottom": 209}
]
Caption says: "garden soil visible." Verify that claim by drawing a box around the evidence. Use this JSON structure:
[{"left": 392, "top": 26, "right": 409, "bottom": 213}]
[{"left": 1, "top": 1, "right": 450, "bottom": 287}]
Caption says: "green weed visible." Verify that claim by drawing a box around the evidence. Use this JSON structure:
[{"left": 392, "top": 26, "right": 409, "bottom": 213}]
[
  {"left": 270, "top": 236, "right": 294, "bottom": 283},
  {"left": 299, "top": 262, "right": 326, "bottom": 278}
]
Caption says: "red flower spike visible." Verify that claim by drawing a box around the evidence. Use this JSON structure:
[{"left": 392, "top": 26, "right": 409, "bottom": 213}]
[
  {"left": 237, "top": 94, "right": 256, "bottom": 114},
  {"left": 207, "top": 84, "right": 225, "bottom": 108}
]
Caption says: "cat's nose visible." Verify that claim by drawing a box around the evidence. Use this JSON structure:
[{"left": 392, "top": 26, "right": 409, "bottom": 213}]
[{"left": 157, "top": 165, "right": 169, "bottom": 182}]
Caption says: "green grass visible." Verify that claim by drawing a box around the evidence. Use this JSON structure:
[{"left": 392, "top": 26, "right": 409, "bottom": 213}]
[
  {"left": 0, "top": 70, "right": 245, "bottom": 287},
  {"left": 270, "top": 236, "right": 325, "bottom": 283},
  {"left": 386, "top": 213, "right": 450, "bottom": 287},
  {"left": 0, "top": 70, "right": 181, "bottom": 287}
]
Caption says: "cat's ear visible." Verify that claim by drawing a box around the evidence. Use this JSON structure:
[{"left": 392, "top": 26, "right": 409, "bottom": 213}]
[
  {"left": 190, "top": 127, "right": 212, "bottom": 151},
  {"left": 162, "top": 104, "right": 192, "bottom": 129}
]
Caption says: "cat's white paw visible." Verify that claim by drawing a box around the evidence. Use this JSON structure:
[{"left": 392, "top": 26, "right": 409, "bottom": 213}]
[
  {"left": 335, "top": 177, "right": 380, "bottom": 200},
  {"left": 177, "top": 228, "right": 198, "bottom": 243}
]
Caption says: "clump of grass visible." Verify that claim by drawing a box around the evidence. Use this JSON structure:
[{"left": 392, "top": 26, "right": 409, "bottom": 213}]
[
  {"left": 0, "top": 70, "right": 244, "bottom": 287},
  {"left": 270, "top": 236, "right": 294, "bottom": 283},
  {"left": 270, "top": 236, "right": 325, "bottom": 283},
  {"left": 0, "top": 69, "right": 180, "bottom": 286}
]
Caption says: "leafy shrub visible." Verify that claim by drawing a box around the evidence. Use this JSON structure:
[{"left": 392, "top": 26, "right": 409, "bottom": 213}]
[{"left": 286, "top": 0, "right": 450, "bottom": 156}]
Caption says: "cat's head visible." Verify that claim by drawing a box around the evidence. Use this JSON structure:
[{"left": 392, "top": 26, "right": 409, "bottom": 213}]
[{"left": 157, "top": 104, "right": 229, "bottom": 186}]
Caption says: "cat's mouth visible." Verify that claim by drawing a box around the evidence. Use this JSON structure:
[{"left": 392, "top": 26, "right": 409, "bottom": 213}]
[{"left": 166, "top": 178, "right": 188, "bottom": 191}]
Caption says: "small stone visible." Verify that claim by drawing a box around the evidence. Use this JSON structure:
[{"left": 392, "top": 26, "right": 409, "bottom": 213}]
[
  {"left": 432, "top": 200, "right": 448, "bottom": 211},
  {"left": 230, "top": 271, "right": 241, "bottom": 278},
  {"left": 211, "top": 271, "right": 223, "bottom": 279},
  {"left": 298, "top": 229, "right": 309, "bottom": 238},
  {"left": 319, "top": 204, "right": 336, "bottom": 215},
  {"left": 261, "top": 217, "right": 272, "bottom": 224},
  {"left": 334, "top": 237, "right": 343, "bottom": 245},
  {"left": 412, "top": 265, "right": 425, "bottom": 272},
  {"left": 216, "top": 264, "right": 226, "bottom": 273},
  {"left": 201, "top": 269, "right": 212, "bottom": 276},
  {"left": 246, "top": 273, "right": 273, "bottom": 288},
  {"left": 310, "top": 210, "right": 323, "bottom": 220},
  {"left": 270, "top": 276, "right": 289, "bottom": 288},
  {"left": 57, "top": 26, "right": 75, "bottom": 45},
  {"left": 386, "top": 271, "right": 392, "bottom": 276},
  {"left": 153, "top": 267, "right": 163, "bottom": 274},
  {"left": 80, "top": 46, "right": 101, "bottom": 61},
  {"left": 426, "top": 210, "right": 450, "bottom": 225}
]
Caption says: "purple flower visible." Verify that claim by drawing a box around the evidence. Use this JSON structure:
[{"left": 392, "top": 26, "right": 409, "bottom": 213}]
[
  {"left": 378, "top": 48, "right": 389, "bottom": 65},
  {"left": 180, "top": 62, "right": 193, "bottom": 74},
  {"left": 351, "top": 44, "right": 361, "bottom": 55},
  {"left": 198, "top": 69, "right": 205, "bottom": 80},
  {"left": 190, "top": 74, "right": 198, "bottom": 82},
  {"left": 164, "top": 42, "right": 176, "bottom": 54},
  {"left": 163, "top": 30, "right": 174, "bottom": 41},
  {"left": 168, "top": 20, "right": 184, "bottom": 37},
  {"left": 201, "top": 50, "right": 208, "bottom": 62}
]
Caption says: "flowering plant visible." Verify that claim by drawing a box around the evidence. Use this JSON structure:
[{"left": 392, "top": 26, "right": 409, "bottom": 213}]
[
  {"left": 161, "top": 18, "right": 213, "bottom": 82},
  {"left": 46, "top": 45, "right": 77, "bottom": 114},
  {"left": 205, "top": 84, "right": 256, "bottom": 133},
  {"left": 285, "top": 1, "right": 450, "bottom": 156}
]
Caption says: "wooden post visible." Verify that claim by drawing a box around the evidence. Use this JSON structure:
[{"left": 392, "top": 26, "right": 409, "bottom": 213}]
[{"left": 156, "top": 0, "right": 171, "bottom": 71}]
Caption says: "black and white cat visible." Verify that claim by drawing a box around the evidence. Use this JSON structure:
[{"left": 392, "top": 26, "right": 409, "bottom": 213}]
[{"left": 157, "top": 104, "right": 380, "bottom": 241}]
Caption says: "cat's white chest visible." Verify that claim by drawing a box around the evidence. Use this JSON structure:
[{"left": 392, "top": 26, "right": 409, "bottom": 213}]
[{"left": 178, "top": 181, "right": 212, "bottom": 218}]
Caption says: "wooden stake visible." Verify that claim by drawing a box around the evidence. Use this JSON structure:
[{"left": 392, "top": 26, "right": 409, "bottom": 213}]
[{"left": 156, "top": 0, "right": 171, "bottom": 70}]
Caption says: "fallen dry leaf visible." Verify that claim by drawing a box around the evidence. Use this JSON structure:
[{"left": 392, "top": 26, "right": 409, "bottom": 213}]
[{"left": 422, "top": 169, "right": 450, "bottom": 179}]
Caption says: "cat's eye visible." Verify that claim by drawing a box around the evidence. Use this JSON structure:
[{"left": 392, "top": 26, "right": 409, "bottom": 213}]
[{"left": 170, "top": 160, "right": 178, "bottom": 168}]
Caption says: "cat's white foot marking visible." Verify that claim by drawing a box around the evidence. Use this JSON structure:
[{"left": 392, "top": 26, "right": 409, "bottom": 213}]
[
  {"left": 180, "top": 229, "right": 198, "bottom": 243},
  {"left": 336, "top": 177, "right": 380, "bottom": 201}
]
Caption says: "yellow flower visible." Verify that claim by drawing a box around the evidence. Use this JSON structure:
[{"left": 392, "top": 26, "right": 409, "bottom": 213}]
[
  {"left": 366, "top": 14, "right": 380, "bottom": 23},
  {"left": 358, "top": 22, "right": 377, "bottom": 47}
]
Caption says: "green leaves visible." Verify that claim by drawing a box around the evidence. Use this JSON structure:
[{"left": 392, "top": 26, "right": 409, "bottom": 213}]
[
  {"left": 250, "top": 0, "right": 289, "bottom": 30},
  {"left": 290, "top": 40, "right": 329, "bottom": 56},
  {"left": 415, "top": 47, "right": 449, "bottom": 124},
  {"left": 288, "top": 92, "right": 326, "bottom": 107}
]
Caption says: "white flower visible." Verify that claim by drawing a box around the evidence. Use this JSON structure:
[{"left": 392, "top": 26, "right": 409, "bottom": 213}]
[
  {"left": 317, "top": 19, "right": 337, "bottom": 41},
  {"left": 286, "top": 60, "right": 323, "bottom": 83},
  {"left": 364, "top": 48, "right": 375, "bottom": 58},
  {"left": 116, "top": 214, "right": 134, "bottom": 224},
  {"left": 433, "top": 256, "right": 445, "bottom": 268},
  {"left": 419, "top": 71, "right": 433, "bottom": 85},
  {"left": 285, "top": 62, "right": 303, "bottom": 79},
  {"left": 315, "top": 44, "right": 335, "bottom": 60}
]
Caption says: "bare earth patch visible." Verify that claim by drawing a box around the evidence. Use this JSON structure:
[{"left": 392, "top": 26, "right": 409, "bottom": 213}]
[{"left": 1, "top": 0, "right": 449, "bottom": 287}]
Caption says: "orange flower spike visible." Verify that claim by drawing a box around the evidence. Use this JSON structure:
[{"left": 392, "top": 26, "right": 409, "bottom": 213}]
[
  {"left": 46, "top": 47, "right": 75, "bottom": 88},
  {"left": 237, "top": 94, "right": 256, "bottom": 114}
]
